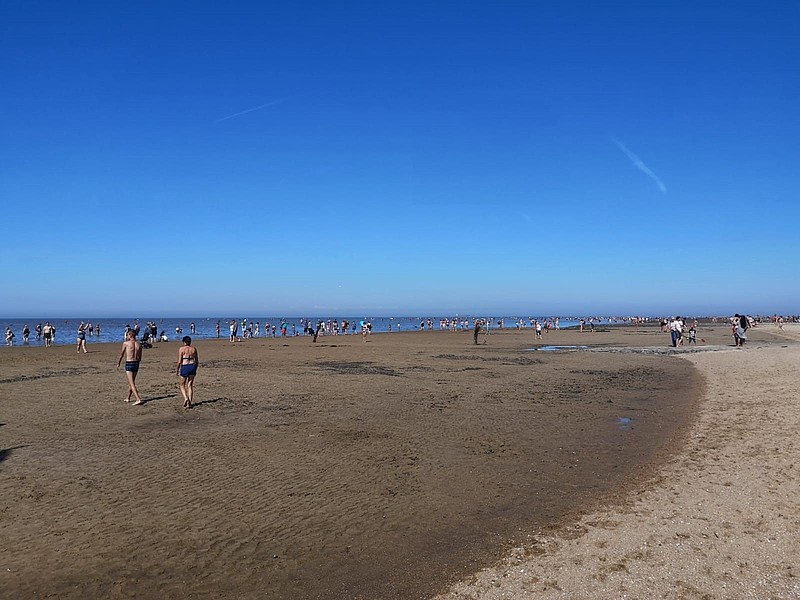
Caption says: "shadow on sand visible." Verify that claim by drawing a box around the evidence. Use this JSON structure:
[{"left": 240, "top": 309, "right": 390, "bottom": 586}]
[
  {"left": 189, "top": 397, "right": 224, "bottom": 408},
  {"left": 133, "top": 394, "right": 178, "bottom": 405},
  {"left": 0, "top": 445, "right": 29, "bottom": 466}
]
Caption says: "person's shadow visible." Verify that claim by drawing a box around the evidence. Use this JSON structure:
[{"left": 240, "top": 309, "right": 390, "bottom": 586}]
[
  {"left": 0, "top": 445, "right": 28, "bottom": 466},
  {"left": 133, "top": 394, "right": 178, "bottom": 405},
  {"left": 132, "top": 396, "right": 224, "bottom": 407},
  {"left": 190, "top": 397, "right": 224, "bottom": 408}
]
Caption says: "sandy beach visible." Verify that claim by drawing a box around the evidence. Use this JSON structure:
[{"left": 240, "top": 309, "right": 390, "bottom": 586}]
[
  {"left": 438, "top": 323, "right": 800, "bottom": 600},
  {"left": 1, "top": 322, "right": 797, "bottom": 599}
]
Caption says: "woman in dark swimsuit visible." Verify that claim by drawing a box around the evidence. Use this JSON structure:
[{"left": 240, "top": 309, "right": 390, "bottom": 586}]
[
  {"left": 76, "top": 321, "right": 88, "bottom": 353},
  {"left": 176, "top": 335, "right": 199, "bottom": 408}
]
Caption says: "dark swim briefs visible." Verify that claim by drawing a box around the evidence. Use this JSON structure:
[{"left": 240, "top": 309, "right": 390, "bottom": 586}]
[
  {"left": 125, "top": 361, "right": 140, "bottom": 373},
  {"left": 179, "top": 363, "right": 197, "bottom": 378}
]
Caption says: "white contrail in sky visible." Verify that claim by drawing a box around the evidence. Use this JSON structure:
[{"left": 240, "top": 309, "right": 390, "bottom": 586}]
[
  {"left": 611, "top": 137, "right": 667, "bottom": 194},
  {"left": 215, "top": 98, "right": 286, "bottom": 123}
]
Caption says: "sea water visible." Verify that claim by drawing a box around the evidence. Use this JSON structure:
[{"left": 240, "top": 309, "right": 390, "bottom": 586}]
[{"left": 0, "top": 316, "right": 622, "bottom": 347}]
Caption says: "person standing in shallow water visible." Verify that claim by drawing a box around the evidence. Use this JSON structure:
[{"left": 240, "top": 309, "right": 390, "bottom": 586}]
[
  {"left": 42, "top": 321, "right": 54, "bottom": 347},
  {"left": 117, "top": 329, "right": 143, "bottom": 405},
  {"left": 176, "top": 336, "right": 199, "bottom": 408},
  {"left": 76, "top": 321, "right": 88, "bottom": 353}
]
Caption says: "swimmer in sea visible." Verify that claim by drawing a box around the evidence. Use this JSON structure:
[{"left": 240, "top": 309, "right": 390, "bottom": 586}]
[
  {"left": 117, "top": 329, "right": 143, "bottom": 404},
  {"left": 176, "top": 335, "right": 199, "bottom": 408}
]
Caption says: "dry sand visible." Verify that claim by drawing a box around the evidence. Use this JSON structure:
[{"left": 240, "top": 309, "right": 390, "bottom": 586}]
[{"left": 1, "top": 322, "right": 796, "bottom": 599}]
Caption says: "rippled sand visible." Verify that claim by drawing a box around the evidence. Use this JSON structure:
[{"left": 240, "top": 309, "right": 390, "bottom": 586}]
[{"left": 3, "top": 323, "right": 789, "bottom": 598}]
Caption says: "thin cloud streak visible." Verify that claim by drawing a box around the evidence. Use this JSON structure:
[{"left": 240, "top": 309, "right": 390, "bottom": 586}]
[
  {"left": 215, "top": 98, "right": 286, "bottom": 123},
  {"left": 611, "top": 137, "right": 667, "bottom": 193}
]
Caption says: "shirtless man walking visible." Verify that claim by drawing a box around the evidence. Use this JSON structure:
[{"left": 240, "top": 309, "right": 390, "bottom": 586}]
[{"left": 117, "top": 329, "right": 144, "bottom": 404}]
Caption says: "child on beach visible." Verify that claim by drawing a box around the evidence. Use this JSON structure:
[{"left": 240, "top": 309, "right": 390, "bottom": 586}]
[{"left": 688, "top": 327, "right": 697, "bottom": 344}]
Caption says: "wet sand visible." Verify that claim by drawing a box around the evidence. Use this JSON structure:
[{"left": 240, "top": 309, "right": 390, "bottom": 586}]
[
  {"left": 0, "top": 324, "right": 780, "bottom": 599},
  {"left": 438, "top": 323, "right": 800, "bottom": 599}
]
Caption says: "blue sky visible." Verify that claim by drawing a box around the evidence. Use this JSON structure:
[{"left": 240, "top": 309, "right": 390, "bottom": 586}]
[{"left": 2, "top": 2, "right": 798, "bottom": 318}]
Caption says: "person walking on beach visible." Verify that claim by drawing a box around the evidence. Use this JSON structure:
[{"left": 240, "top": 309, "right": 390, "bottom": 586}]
[
  {"left": 22, "top": 324, "right": 30, "bottom": 344},
  {"left": 176, "top": 336, "right": 199, "bottom": 409},
  {"left": 473, "top": 319, "right": 482, "bottom": 344},
  {"left": 76, "top": 321, "right": 89, "bottom": 353},
  {"left": 313, "top": 320, "right": 323, "bottom": 342},
  {"left": 669, "top": 316, "right": 684, "bottom": 347},
  {"left": 5, "top": 327, "right": 14, "bottom": 346},
  {"left": 117, "top": 329, "right": 144, "bottom": 405},
  {"left": 734, "top": 313, "right": 749, "bottom": 347}
]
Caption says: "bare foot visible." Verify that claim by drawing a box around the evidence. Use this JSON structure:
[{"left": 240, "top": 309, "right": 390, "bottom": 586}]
[{"left": 133, "top": 400, "right": 144, "bottom": 406}]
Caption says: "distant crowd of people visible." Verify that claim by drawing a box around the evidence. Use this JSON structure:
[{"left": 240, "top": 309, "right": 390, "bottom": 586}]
[
  {"left": 6, "top": 314, "right": 800, "bottom": 349},
  {"left": 5, "top": 312, "right": 800, "bottom": 413},
  {"left": 4, "top": 320, "right": 98, "bottom": 348},
  {"left": 225, "top": 318, "right": 296, "bottom": 341},
  {"left": 656, "top": 313, "right": 796, "bottom": 348}
]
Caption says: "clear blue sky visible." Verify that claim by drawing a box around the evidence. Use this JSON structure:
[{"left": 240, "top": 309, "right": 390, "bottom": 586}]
[{"left": 2, "top": 2, "right": 798, "bottom": 318}]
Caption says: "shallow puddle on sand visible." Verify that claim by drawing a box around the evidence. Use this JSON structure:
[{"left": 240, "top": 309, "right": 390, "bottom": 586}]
[{"left": 528, "top": 345, "right": 589, "bottom": 352}]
